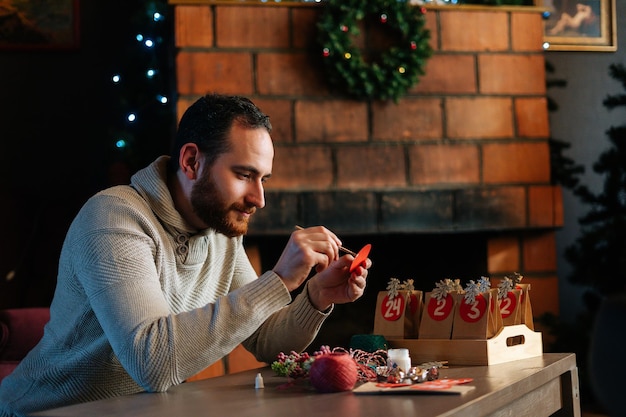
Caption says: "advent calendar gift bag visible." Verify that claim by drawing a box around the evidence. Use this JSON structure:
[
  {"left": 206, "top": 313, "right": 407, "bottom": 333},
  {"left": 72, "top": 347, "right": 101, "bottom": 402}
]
[
  {"left": 497, "top": 273, "right": 526, "bottom": 326},
  {"left": 517, "top": 282, "right": 534, "bottom": 330},
  {"left": 489, "top": 288, "right": 504, "bottom": 335},
  {"left": 418, "top": 279, "right": 463, "bottom": 339},
  {"left": 452, "top": 278, "right": 502, "bottom": 340},
  {"left": 373, "top": 278, "right": 423, "bottom": 339}
]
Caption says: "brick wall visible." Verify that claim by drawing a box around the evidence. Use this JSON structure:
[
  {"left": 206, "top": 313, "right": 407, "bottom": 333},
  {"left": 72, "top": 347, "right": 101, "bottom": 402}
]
[{"left": 170, "top": 1, "right": 561, "bottom": 325}]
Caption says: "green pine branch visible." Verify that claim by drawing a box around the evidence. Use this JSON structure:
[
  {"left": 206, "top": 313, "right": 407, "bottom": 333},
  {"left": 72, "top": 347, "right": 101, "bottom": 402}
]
[{"left": 565, "top": 63, "right": 626, "bottom": 296}]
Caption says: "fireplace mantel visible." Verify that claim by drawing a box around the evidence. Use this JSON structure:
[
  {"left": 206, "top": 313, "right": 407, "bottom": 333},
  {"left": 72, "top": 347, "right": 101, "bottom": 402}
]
[{"left": 168, "top": 0, "right": 545, "bottom": 11}]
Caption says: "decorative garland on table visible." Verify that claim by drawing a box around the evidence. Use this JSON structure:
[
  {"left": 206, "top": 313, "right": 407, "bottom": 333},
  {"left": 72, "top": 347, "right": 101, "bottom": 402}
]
[{"left": 317, "top": 0, "right": 432, "bottom": 102}]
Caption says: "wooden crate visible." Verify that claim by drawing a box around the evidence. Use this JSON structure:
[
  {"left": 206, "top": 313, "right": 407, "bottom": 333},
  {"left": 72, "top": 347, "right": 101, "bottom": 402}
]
[{"left": 387, "top": 324, "right": 543, "bottom": 366}]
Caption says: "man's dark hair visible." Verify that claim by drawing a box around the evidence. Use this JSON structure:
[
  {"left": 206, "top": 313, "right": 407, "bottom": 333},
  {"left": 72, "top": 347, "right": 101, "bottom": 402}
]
[{"left": 168, "top": 93, "right": 272, "bottom": 173}]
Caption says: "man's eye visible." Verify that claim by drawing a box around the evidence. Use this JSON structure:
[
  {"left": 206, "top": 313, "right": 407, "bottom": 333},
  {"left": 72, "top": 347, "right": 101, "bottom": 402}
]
[{"left": 237, "top": 172, "right": 251, "bottom": 180}]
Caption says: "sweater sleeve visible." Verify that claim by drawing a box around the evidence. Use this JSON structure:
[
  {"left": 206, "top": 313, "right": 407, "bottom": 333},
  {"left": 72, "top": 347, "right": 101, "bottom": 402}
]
[
  {"left": 228, "top": 245, "right": 333, "bottom": 363},
  {"left": 241, "top": 278, "right": 333, "bottom": 364},
  {"left": 67, "top": 196, "right": 288, "bottom": 391},
  {"left": 73, "top": 230, "right": 299, "bottom": 391},
  {"left": 216, "top": 244, "right": 333, "bottom": 364}
]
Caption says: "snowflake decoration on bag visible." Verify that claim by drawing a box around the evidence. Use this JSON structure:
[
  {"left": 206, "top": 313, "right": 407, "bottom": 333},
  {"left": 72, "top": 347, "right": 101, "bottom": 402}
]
[
  {"left": 506, "top": 272, "right": 523, "bottom": 286},
  {"left": 386, "top": 277, "right": 416, "bottom": 299},
  {"left": 497, "top": 277, "right": 514, "bottom": 300},
  {"left": 477, "top": 276, "right": 491, "bottom": 293},
  {"left": 386, "top": 277, "right": 402, "bottom": 299},
  {"left": 463, "top": 280, "right": 480, "bottom": 305},
  {"left": 432, "top": 278, "right": 459, "bottom": 301}
]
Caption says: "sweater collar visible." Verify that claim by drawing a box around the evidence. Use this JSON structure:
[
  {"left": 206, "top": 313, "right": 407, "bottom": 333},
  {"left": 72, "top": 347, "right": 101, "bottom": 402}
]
[{"left": 130, "top": 156, "right": 210, "bottom": 236}]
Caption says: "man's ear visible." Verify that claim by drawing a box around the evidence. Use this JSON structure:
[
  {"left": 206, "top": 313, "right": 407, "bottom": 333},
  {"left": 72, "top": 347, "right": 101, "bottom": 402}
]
[{"left": 179, "top": 143, "right": 201, "bottom": 180}]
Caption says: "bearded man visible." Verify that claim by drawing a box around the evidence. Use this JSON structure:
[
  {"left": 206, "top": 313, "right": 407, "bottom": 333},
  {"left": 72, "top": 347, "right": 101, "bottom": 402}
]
[{"left": 0, "top": 93, "right": 370, "bottom": 417}]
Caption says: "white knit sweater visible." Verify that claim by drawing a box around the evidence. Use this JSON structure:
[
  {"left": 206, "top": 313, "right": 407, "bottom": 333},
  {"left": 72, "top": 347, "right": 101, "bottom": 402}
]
[{"left": 0, "top": 156, "right": 330, "bottom": 417}]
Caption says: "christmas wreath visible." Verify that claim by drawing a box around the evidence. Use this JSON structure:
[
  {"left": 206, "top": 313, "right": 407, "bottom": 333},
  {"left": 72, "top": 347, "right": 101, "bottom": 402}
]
[{"left": 317, "top": 0, "right": 432, "bottom": 102}]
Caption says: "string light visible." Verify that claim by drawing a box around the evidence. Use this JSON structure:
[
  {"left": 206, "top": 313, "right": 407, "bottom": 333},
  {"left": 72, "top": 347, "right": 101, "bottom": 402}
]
[{"left": 109, "top": 0, "right": 174, "bottom": 164}]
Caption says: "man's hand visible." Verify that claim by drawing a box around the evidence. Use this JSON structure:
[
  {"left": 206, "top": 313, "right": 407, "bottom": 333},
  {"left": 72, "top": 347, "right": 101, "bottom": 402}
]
[
  {"left": 271, "top": 226, "right": 342, "bottom": 292},
  {"left": 306, "top": 255, "right": 371, "bottom": 311}
]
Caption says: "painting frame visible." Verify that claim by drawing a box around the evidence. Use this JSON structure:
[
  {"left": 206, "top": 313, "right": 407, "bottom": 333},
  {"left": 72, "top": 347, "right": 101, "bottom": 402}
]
[
  {"left": 0, "top": 0, "right": 80, "bottom": 51},
  {"left": 538, "top": 0, "right": 616, "bottom": 51}
]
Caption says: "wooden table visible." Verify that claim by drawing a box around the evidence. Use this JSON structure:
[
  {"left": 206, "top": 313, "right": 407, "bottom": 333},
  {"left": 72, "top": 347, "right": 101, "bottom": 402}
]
[{"left": 30, "top": 353, "right": 580, "bottom": 417}]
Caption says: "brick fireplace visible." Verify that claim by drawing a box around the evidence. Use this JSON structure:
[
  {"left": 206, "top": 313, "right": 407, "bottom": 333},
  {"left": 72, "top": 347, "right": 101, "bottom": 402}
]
[{"left": 169, "top": 0, "right": 561, "bottom": 347}]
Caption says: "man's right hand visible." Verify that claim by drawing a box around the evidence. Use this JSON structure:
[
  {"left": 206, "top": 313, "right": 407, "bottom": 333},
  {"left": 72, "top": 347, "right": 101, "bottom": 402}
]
[{"left": 271, "top": 226, "right": 342, "bottom": 292}]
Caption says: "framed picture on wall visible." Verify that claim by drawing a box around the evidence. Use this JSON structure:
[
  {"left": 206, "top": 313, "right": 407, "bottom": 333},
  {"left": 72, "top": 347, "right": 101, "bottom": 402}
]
[
  {"left": 539, "top": 0, "right": 617, "bottom": 51},
  {"left": 0, "top": 0, "right": 79, "bottom": 50}
]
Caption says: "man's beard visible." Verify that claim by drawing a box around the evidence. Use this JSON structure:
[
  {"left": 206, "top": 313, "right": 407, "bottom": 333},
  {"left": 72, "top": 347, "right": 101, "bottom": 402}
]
[{"left": 190, "top": 173, "right": 256, "bottom": 237}]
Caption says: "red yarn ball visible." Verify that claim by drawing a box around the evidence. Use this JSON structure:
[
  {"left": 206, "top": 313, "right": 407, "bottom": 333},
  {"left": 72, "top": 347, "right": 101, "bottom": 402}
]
[{"left": 309, "top": 353, "right": 358, "bottom": 393}]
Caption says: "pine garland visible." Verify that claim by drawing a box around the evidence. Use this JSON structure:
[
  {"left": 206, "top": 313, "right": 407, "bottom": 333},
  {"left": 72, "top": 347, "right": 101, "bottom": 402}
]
[{"left": 317, "top": 0, "right": 432, "bottom": 102}]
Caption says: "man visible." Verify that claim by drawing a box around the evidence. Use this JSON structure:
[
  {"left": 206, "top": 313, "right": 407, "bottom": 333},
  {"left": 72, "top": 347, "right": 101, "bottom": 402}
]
[{"left": 0, "top": 94, "right": 370, "bottom": 416}]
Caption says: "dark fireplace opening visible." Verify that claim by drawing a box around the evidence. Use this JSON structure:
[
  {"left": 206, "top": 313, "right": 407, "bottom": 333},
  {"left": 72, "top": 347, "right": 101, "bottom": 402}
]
[{"left": 245, "top": 233, "right": 488, "bottom": 351}]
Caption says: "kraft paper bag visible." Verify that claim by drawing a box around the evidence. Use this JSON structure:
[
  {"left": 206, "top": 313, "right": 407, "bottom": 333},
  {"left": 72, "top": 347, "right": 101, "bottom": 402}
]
[
  {"left": 418, "top": 291, "right": 457, "bottom": 339},
  {"left": 451, "top": 291, "right": 501, "bottom": 340},
  {"left": 373, "top": 290, "right": 423, "bottom": 339},
  {"left": 517, "top": 283, "right": 534, "bottom": 330},
  {"left": 489, "top": 288, "right": 504, "bottom": 336}
]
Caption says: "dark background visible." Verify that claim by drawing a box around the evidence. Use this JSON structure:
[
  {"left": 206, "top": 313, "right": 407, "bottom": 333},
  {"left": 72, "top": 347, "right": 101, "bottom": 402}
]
[{"left": 0, "top": 1, "right": 175, "bottom": 307}]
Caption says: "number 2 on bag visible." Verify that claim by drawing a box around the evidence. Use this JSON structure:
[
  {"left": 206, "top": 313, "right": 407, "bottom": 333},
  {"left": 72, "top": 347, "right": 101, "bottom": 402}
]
[{"left": 427, "top": 294, "right": 453, "bottom": 321}]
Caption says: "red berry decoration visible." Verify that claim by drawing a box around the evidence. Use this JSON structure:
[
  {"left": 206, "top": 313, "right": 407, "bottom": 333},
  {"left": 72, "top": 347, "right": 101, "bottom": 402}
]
[{"left": 309, "top": 353, "right": 358, "bottom": 393}]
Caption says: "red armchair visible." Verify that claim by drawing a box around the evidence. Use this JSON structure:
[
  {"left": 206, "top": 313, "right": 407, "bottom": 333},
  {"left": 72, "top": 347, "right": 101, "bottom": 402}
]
[{"left": 0, "top": 307, "right": 50, "bottom": 381}]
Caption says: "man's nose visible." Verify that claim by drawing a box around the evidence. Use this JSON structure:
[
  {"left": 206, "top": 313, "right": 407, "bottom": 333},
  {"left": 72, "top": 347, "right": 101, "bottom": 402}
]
[{"left": 247, "top": 180, "right": 265, "bottom": 209}]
